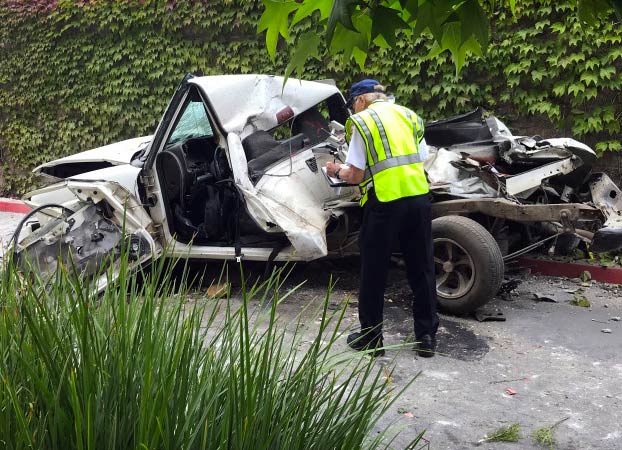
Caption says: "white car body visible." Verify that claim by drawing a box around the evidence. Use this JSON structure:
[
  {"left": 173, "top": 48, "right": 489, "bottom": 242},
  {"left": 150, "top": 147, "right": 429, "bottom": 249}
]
[{"left": 22, "top": 74, "right": 361, "bottom": 272}]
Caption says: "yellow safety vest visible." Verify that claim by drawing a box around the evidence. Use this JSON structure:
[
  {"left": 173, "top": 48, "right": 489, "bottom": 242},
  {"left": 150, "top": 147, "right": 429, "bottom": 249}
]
[{"left": 346, "top": 101, "right": 429, "bottom": 206}]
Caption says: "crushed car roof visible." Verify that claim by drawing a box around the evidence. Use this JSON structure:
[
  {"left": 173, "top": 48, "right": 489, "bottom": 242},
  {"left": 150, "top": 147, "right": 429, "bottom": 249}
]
[{"left": 189, "top": 75, "right": 343, "bottom": 138}]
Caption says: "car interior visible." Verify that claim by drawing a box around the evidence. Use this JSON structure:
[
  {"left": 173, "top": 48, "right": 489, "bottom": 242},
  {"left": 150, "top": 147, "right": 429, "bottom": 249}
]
[{"left": 155, "top": 88, "right": 350, "bottom": 248}]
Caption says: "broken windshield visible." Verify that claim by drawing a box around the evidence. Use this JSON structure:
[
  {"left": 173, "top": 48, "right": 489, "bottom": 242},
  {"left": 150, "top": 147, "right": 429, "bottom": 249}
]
[{"left": 167, "top": 97, "right": 213, "bottom": 146}]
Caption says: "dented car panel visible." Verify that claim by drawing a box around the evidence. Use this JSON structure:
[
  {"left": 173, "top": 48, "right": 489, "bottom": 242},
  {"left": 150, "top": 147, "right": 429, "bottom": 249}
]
[
  {"left": 189, "top": 75, "right": 343, "bottom": 139},
  {"left": 34, "top": 136, "right": 152, "bottom": 178},
  {"left": 426, "top": 107, "right": 622, "bottom": 255},
  {"left": 12, "top": 180, "right": 161, "bottom": 291}
]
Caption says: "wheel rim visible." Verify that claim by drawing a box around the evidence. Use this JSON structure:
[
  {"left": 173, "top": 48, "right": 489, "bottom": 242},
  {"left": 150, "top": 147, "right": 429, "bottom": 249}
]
[{"left": 434, "top": 238, "right": 475, "bottom": 299}]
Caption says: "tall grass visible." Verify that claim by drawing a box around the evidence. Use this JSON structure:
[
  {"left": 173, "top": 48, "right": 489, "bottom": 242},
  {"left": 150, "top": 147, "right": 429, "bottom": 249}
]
[{"left": 0, "top": 248, "right": 422, "bottom": 449}]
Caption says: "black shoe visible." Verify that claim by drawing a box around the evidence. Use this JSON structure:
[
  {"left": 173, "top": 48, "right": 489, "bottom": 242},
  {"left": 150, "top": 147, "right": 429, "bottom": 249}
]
[
  {"left": 414, "top": 334, "right": 436, "bottom": 358},
  {"left": 347, "top": 331, "right": 385, "bottom": 357}
]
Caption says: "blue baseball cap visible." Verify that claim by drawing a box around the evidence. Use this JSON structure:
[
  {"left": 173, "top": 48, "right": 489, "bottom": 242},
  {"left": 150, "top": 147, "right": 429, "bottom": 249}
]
[{"left": 347, "top": 79, "right": 384, "bottom": 106}]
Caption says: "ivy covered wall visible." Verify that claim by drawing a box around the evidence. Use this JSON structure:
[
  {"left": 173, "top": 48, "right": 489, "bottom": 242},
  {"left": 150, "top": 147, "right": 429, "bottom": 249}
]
[{"left": 0, "top": 0, "right": 620, "bottom": 194}]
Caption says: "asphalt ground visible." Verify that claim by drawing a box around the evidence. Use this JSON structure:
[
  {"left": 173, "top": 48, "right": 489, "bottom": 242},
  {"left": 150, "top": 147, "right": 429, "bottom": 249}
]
[{"left": 2, "top": 210, "right": 621, "bottom": 449}]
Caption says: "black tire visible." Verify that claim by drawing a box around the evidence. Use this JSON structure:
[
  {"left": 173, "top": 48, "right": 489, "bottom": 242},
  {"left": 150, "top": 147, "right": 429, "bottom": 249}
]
[{"left": 432, "top": 216, "right": 504, "bottom": 314}]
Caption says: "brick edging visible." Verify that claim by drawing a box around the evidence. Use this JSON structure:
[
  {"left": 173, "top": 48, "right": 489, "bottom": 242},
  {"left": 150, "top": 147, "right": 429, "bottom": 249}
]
[{"left": 0, "top": 198, "right": 31, "bottom": 214}]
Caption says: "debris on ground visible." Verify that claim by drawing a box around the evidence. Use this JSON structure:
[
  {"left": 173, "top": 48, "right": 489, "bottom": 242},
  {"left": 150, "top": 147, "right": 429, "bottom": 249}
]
[
  {"left": 612, "top": 316, "right": 621, "bottom": 321},
  {"left": 601, "top": 328, "right": 613, "bottom": 334},
  {"left": 479, "top": 423, "right": 521, "bottom": 443},
  {"left": 498, "top": 278, "right": 522, "bottom": 299},
  {"left": 580, "top": 270, "right": 592, "bottom": 282},
  {"left": 505, "top": 388, "right": 517, "bottom": 396},
  {"left": 532, "top": 293, "right": 558, "bottom": 303},
  {"left": 397, "top": 407, "right": 415, "bottom": 417},
  {"left": 207, "top": 282, "right": 230, "bottom": 298},
  {"left": 570, "top": 289, "right": 591, "bottom": 307},
  {"left": 533, "top": 417, "right": 569, "bottom": 450},
  {"left": 474, "top": 310, "right": 506, "bottom": 322},
  {"left": 489, "top": 377, "right": 529, "bottom": 384}
]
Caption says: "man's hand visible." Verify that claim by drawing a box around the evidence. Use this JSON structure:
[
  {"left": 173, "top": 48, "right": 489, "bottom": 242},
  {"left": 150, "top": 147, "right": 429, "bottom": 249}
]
[
  {"left": 325, "top": 161, "right": 340, "bottom": 178},
  {"left": 325, "top": 161, "right": 365, "bottom": 184}
]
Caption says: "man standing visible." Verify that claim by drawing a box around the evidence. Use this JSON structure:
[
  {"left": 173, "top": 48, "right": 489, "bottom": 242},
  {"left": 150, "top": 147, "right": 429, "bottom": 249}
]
[{"left": 326, "top": 79, "right": 438, "bottom": 357}]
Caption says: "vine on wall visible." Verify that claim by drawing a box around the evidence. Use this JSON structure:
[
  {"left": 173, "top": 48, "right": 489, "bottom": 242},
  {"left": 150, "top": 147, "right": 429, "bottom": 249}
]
[{"left": 0, "top": 0, "right": 620, "bottom": 194}]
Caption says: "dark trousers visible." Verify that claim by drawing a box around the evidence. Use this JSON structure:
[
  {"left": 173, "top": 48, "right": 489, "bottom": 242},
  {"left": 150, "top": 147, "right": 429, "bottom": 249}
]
[{"left": 358, "top": 191, "right": 439, "bottom": 340}]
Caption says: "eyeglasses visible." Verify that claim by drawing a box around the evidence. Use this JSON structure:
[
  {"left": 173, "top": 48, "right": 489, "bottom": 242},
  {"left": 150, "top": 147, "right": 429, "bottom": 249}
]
[{"left": 346, "top": 96, "right": 357, "bottom": 109}]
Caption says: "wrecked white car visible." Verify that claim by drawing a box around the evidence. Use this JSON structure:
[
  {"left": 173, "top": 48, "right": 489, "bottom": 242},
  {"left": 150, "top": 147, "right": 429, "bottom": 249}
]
[{"left": 6, "top": 74, "right": 622, "bottom": 314}]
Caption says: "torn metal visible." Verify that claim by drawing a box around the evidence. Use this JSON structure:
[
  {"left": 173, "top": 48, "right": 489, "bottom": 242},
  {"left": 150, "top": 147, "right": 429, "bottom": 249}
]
[{"left": 425, "top": 107, "right": 622, "bottom": 255}]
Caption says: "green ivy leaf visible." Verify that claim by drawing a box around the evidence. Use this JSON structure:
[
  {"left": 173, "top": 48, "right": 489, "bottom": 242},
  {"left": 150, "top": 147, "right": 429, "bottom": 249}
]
[
  {"left": 568, "top": 82, "right": 586, "bottom": 96},
  {"left": 608, "top": 47, "right": 622, "bottom": 61},
  {"left": 584, "top": 87, "right": 598, "bottom": 100},
  {"left": 257, "top": 0, "right": 299, "bottom": 61},
  {"left": 600, "top": 66, "right": 616, "bottom": 79},
  {"left": 578, "top": 0, "right": 614, "bottom": 24},
  {"left": 583, "top": 58, "right": 599, "bottom": 69},
  {"left": 586, "top": 114, "right": 603, "bottom": 132},
  {"left": 551, "top": 22, "right": 566, "bottom": 33},
  {"left": 580, "top": 71, "right": 598, "bottom": 86},
  {"left": 531, "top": 69, "right": 547, "bottom": 82},
  {"left": 553, "top": 82, "right": 567, "bottom": 96}
]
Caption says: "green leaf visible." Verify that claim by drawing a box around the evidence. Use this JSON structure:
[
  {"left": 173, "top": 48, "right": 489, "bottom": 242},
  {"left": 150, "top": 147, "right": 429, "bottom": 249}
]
[
  {"left": 412, "top": 0, "right": 452, "bottom": 42},
  {"left": 586, "top": 114, "right": 603, "bottom": 132},
  {"left": 609, "top": 141, "right": 622, "bottom": 151},
  {"left": 551, "top": 22, "right": 566, "bottom": 33},
  {"left": 568, "top": 82, "right": 585, "bottom": 96},
  {"left": 600, "top": 66, "right": 616, "bottom": 79},
  {"left": 580, "top": 71, "right": 598, "bottom": 86},
  {"left": 578, "top": 0, "right": 613, "bottom": 24},
  {"left": 291, "top": 0, "right": 332, "bottom": 26},
  {"left": 531, "top": 69, "right": 546, "bottom": 82},
  {"left": 584, "top": 87, "right": 598, "bottom": 100},
  {"left": 400, "top": 0, "right": 419, "bottom": 21},
  {"left": 330, "top": 14, "right": 372, "bottom": 69},
  {"left": 369, "top": 6, "right": 409, "bottom": 48},
  {"left": 257, "top": 0, "right": 299, "bottom": 61},
  {"left": 608, "top": 47, "right": 622, "bottom": 62},
  {"left": 284, "top": 32, "right": 321, "bottom": 82},
  {"left": 583, "top": 58, "right": 599, "bottom": 69},
  {"left": 552, "top": 83, "right": 566, "bottom": 97},
  {"left": 326, "top": 0, "right": 359, "bottom": 46},
  {"left": 457, "top": 0, "right": 490, "bottom": 51}
]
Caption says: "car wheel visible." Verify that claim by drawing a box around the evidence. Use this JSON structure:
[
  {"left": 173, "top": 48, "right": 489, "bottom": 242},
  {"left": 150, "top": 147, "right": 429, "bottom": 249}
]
[{"left": 432, "top": 216, "right": 504, "bottom": 314}]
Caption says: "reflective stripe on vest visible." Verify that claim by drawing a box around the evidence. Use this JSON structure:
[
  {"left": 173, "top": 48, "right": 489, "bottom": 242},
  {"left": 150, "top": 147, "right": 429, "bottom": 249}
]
[
  {"left": 346, "top": 101, "right": 429, "bottom": 205},
  {"left": 396, "top": 105, "right": 425, "bottom": 145},
  {"left": 367, "top": 108, "right": 392, "bottom": 159},
  {"left": 363, "top": 152, "right": 423, "bottom": 180}
]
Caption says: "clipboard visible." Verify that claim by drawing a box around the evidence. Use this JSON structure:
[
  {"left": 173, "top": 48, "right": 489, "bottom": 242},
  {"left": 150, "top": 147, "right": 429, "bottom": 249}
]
[{"left": 321, "top": 166, "right": 351, "bottom": 187}]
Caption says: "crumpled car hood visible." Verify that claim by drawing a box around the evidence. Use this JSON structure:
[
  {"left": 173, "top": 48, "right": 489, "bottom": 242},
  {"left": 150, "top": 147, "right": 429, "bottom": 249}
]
[{"left": 33, "top": 135, "right": 152, "bottom": 174}]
